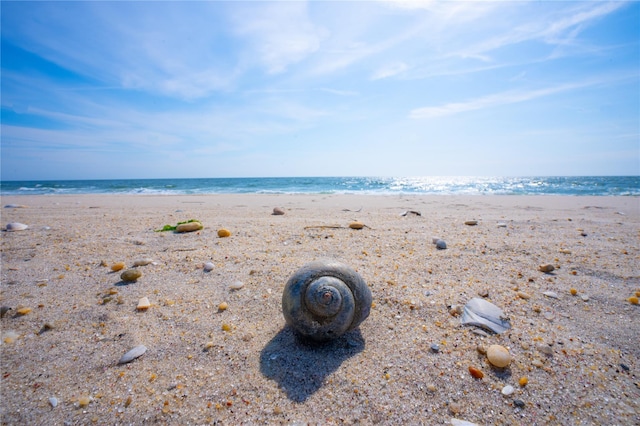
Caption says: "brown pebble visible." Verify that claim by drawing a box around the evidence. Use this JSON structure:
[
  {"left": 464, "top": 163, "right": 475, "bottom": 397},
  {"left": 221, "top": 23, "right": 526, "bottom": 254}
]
[
  {"left": 272, "top": 207, "right": 285, "bottom": 215},
  {"left": 111, "top": 262, "right": 125, "bottom": 272},
  {"left": 464, "top": 220, "right": 478, "bottom": 226},
  {"left": 487, "top": 344, "right": 512, "bottom": 368},
  {"left": 468, "top": 366, "right": 484, "bottom": 379},
  {"left": 349, "top": 221, "right": 365, "bottom": 230},
  {"left": 120, "top": 269, "right": 142, "bottom": 282},
  {"left": 538, "top": 264, "right": 555, "bottom": 273},
  {"left": 176, "top": 221, "right": 203, "bottom": 233},
  {"left": 217, "top": 228, "right": 231, "bottom": 238}
]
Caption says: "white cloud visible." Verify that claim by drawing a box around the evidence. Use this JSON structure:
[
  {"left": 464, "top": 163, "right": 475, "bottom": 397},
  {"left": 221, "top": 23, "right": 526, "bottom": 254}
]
[{"left": 371, "top": 62, "right": 409, "bottom": 80}]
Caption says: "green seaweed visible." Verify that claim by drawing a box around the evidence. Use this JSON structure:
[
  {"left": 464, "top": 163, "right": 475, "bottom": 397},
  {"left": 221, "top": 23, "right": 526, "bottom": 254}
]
[{"left": 154, "top": 219, "right": 201, "bottom": 232}]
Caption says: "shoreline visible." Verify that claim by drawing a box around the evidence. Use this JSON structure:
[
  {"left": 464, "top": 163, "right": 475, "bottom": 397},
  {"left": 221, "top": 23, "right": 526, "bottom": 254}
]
[{"left": 1, "top": 194, "right": 638, "bottom": 424}]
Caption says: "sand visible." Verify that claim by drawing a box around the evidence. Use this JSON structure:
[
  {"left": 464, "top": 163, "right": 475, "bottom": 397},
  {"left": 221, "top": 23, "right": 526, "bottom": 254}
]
[{"left": 1, "top": 194, "right": 638, "bottom": 425}]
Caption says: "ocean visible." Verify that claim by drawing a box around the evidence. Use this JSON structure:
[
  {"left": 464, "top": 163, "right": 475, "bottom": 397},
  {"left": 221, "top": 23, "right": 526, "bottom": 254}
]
[{"left": 0, "top": 176, "right": 638, "bottom": 196}]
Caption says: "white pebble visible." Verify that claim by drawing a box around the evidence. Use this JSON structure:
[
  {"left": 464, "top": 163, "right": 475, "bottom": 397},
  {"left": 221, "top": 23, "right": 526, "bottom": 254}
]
[
  {"left": 229, "top": 281, "right": 244, "bottom": 290},
  {"left": 49, "top": 397, "right": 58, "bottom": 408},
  {"left": 133, "top": 258, "right": 154, "bottom": 266},
  {"left": 203, "top": 262, "right": 215, "bottom": 272},
  {"left": 501, "top": 385, "right": 515, "bottom": 396}
]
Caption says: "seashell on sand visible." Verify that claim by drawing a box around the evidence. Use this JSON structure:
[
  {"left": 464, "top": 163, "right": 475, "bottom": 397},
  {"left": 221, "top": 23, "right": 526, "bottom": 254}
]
[
  {"left": 203, "top": 262, "right": 214, "bottom": 272},
  {"left": 272, "top": 207, "right": 285, "bottom": 215},
  {"left": 461, "top": 297, "right": 511, "bottom": 334},
  {"left": 5, "top": 222, "right": 28, "bottom": 231},
  {"left": 229, "top": 281, "right": 244, "bottom": 290},
  {"left": 137, "top": 297, "right": 151, "bottom": 311},
  {"left": 118, "top": 345, "right": 147, "bottom": 364}
]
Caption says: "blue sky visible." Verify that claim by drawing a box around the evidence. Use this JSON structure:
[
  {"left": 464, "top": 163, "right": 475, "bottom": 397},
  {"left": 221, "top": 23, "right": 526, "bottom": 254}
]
[{"left": 1, "top": 1, "right": 638, "bottom": 180}]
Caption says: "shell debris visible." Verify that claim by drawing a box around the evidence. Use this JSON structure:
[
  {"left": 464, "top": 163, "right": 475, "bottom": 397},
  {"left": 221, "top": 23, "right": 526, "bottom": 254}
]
[{"left": 118, "top": 345, "right": 147, "bottom": 364}]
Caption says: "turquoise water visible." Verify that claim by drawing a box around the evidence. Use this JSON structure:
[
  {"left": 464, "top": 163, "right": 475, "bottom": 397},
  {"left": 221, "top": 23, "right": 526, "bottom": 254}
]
[{"left": 1, "top": 176, "right": 638, "bottom": 196}]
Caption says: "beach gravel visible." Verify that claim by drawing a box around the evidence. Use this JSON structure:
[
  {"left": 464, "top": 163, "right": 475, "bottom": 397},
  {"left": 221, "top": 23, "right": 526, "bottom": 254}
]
[{"left": 0, "top": 194, "right": 638, "bottom": 424}]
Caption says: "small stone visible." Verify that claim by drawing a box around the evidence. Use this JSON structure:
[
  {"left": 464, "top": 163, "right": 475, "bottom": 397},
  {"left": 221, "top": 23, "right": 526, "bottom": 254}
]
[
  {"left": 49, "top": 396, "right": 58, "bottom": 408},
  {"left": 78, "top": 396, "right": 91, "bottom": 407},
  {"left": 176, "top": 221, "right": 203, "bottom": 233},
  {"left": 531, "top": 359, "right": 544, "bottom": 368},
  {"left": 449, "top": 401, "right": 462, "bottom": 414},
  {"left": 497, "top": 223, "right": 507, "bottom": 228},
  {"left": 487, "top": 344, "right": 511, "bottom": 368},
  {"left": 514, "top": 399, "right": 525, "bottom": 408},
  {"left": 203, "top": 262, "right": 215, "bottom": 272},
  {"left": 478, "top": 289, "right": 489, "bottom": 298},
  {"left": 120, "top": 269, "right": 142, "bottom": 282},
  {"left": 349, "top": 221, "right": 365, "bottom": 230},
  {"left": 464, "top": 220, "right": 478, "bottom": 226},
  {"left": 16, "top": 307, "right": 32, "bottom": 316},
  {"left": 430, "top": 343, "right": 440, "bottom": 353},
  {"left": 501, "top": 385, "right": 515, "bottom": 396},
  {"left": 517, "top": 291, "right": 531, "bottom": 300},
  {"left": 272, "top": 207, "right": 285, "bottom": 215},
  {"left": 476, "top": 344, "right": 487, "bottom": 355},
  {"left": 217, "top": 228, "right": 231, "bottom": 238},
  {"left": 118, "top": 345, "right": 147, "bottom": 364},
  {"left": 543, "top": 291, "right": 559, "bottom": 299},
  {"left": 519, "top": 376, "right": 529, "bottom": 386},
  {"left": 5, "top": 222, "right": 28, "bottom": 231},
  {"left": 537, "top": 345, "right": 553, "bottom": 357},
  {"left": 627, "top": 296, "right": 638, "bottom": 305},
  {"left": 580, "top": 294, "right": 589, "bottom": 302},
  {"left": 218, "top": 302, "right": 228, "bottom": 311},
  {"left": 468, "top": 366, "right": 484, "bottom": 379},
  {"left": 0, "top": 306, "right": 12, "bottom": 318},
  {"left": 449, "top": 304, "right": 463, "bottom": 316},
  {"left": 137, "top": 297, "right": 151, "bottom": 311},
  {"left": 431, "top": 237, "right": 441, "bottom": 244},
  {"left": 229, "top": 281, "right": 244, "bottom": 290},
  {"left": 435, "top": 239, "right": 447, "bottom": 250},
  {"left": 111, "top": 262, "right": 126, "bottom": 272},
  {"left": 570, "top": 288, "right": 578, "bottom": 296},
  {"left": 538, "top": 264, "right": 555, "bottom": 273},
  {"left": 133, "top": 259, "right": 154, "bottom": 267}
]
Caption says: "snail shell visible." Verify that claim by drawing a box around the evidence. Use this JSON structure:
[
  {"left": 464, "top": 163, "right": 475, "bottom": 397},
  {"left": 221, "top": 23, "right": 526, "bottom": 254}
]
[{"left": 282, "top": 260, "right": 372, "bottom": 342}]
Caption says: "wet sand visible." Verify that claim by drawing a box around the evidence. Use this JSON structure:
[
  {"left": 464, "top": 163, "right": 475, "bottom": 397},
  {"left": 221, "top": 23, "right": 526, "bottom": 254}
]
[{"left": 1, "top": 194, "right": 639, "bottom": 425}]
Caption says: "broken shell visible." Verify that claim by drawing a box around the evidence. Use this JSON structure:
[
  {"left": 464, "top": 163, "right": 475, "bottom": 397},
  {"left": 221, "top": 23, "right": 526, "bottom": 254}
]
[
  {"left": 461, "top": 298, "right": 511, "bottom": 334},
  {"left": 176, "top": 221, "right": 203, "bottom": 233},
  {"left": 282, "top": 259, "right": 372, "bottom": 342},
  {"left": 118, "top": 345, "right": 147, "bottom": 364},
  {"left": 120, "top": 269, "right": 142, "bottom": 282},
  {"left": 137, "top": 297, "right": 151, "bottom": 311},
  {"left": 5, "top": 222, "right": 28, "bottom": 231}
]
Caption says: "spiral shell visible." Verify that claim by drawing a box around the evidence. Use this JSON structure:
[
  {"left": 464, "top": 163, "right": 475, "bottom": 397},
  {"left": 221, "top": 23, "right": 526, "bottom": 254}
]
[{"left": 282, "top": 260, "right": 372, "bottom": 342}]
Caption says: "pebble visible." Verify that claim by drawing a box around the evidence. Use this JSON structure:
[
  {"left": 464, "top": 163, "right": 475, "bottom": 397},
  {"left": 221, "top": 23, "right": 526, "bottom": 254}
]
[
  {"left": 517, "top": 291, "right": 531, "bottom": 300},
  {"left": 543, "top": 291, "right": 559, "bottom": 299},
  {"left": 430, "top": 343, "right": 440, "bottom": 353},
  {"left": 16, "top": 307, "right": 32, "bottom": 315},
  {"left": 468, "top": 366, "right": 484, "bottom": 379},
  {"left": 487, "top": 344, "right": 512, "bottom": 368},
  {"left": 120, "top": 269, "right": 142, "bottom": 282},
  {"left": 348, "top": 221, "right": 365, "bottom": 230},
  {"left": 78, "top": 396, "right": 91, "bottom": 407},
  {"left": 229, "top": 281, "right": 244, "bottom": 290},
  {"left": 580, "top": 294, "right": 590, "bottom": 302},
  {"left": 0, "top": 306, "right": 11, "bottom": 318},
  {"left": 118, "top": 345, "right": 147, "bottom": 364},
  {"left": 538, "top": 264, "right": 555, "bottom": 273},
  {"left": 217, "top": 228, "right": 231, "bottom": 238},
  {"left": 532, "top": 359, "right": 544, "bottom": 368},
  {"left": 464, "top": 220, "right": 478, "bottom": 226},
  {"left": 435, "top": 239, "right": 447, "bottom": 250},
  {"left": 5, "top": 222, "right": 28, "bottom": 231},
  {"left": 137, "top": 297, "right": 151, "bottom": 311},
  {"left": 133, "top": 259, "right": 154, "bottom": 267},
  {"left": 431, "top": 237, "right": 441, "bottom": 244},
  {"left": 501, "top": 385, "right": 515, "bottom": 396},
  {"left": 49, "top": 397, "right": 58, "bottom": 408},
  {"left": 111, "top": 262, "right": 126, "bottom": 272},
  {"left": 497, "top": 223, "right": 507, "bottom": 228},
  {"left": 203, "top": 262, "right": 215, "bottom": 272},
  {"left": 514, "top": 399, "right": 525, "bottom": 408},
  {"left": 451, "top": 420, "right": 479, "bottom": 426},
  {"left": 629, "top": 296, "right": 639, "bottom": 305},
  {"left": 272, "top": 207, "right": 285, "bottom": 215},
  {"left": 4, "top": 204, "right": 27, "bottom": 208},
  {"left": 176, "top": 221, "right": 203, "bottom": 233},
  {"left": 218, "top": 302, "right": 228, "bottom": 311}
]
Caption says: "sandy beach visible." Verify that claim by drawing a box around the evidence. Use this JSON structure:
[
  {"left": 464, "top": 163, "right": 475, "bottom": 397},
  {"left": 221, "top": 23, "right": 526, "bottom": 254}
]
[{"left": 1, "top": 194, "right": 638, "bottom": 425}]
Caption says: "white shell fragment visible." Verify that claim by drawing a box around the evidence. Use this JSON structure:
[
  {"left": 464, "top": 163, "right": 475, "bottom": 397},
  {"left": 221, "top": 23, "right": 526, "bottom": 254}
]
[
  {"left": 133, "top": 258, "right": 154, "bottom": 266},
  {"left": 48, "top": 397, "right": 58, "bottom": 408},
  {"left": 203, "top": 262, "right": 215, "bottom": 272},
  {"left": 118, "top": 345, "right": 147, "bottom": 364},
  {"left": 451, "top": 419, "right": 479, "bottom": 426},
  {"left": 5, "top": 222, "right": 28, "bottom": 231},
  {"left": 543, "top": 291, "right": 559, "bottom": 299},
  {"left": 461, "top": 298, "right": 511, "bottom": 334}
]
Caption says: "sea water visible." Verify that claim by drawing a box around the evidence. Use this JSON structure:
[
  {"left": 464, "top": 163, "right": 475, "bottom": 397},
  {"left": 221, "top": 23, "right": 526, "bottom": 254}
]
[{"left": 1, "top": 176, "right": 638, "bottom": 196}]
